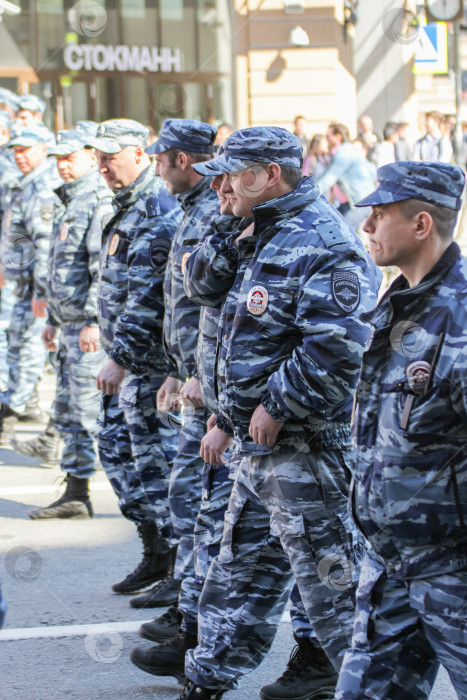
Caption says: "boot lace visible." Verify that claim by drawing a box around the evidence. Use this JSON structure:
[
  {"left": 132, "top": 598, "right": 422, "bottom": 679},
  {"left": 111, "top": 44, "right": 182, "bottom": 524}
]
[{"left": 280, "top": 645, "right": 313, "bottom": 683}]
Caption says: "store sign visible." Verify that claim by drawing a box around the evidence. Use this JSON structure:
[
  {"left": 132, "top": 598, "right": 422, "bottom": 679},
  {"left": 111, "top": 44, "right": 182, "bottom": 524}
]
[{"left": 64, "top": 44, "right": 181, "bottom": 73}]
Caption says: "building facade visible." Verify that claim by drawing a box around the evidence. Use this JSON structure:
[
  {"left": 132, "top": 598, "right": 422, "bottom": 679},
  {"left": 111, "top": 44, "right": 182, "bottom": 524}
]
[{"left": 0, "top": 0, "right": 358, "bottom": 137}]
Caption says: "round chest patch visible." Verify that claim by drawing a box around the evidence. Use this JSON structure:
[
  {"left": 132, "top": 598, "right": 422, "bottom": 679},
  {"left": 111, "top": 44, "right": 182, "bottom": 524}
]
[
  {"left": 406, "top": 360, "right": 431, "bottom": 394},
  {"left": 181, "top": 251, "right": 191, "bottom": 274},
  {"left": 59, "top": 222, "right": 68, "bottom": 241},
  {"left": 247, "top": 285, "right": 268, "bottom": 315},
  {"left": 108, "top": 233, "right": 119, "bottom": 256}
]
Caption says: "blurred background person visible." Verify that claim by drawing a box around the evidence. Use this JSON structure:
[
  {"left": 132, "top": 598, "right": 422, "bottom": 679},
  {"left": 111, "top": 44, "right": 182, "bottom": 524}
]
[
  {"left": 292, "top": 114, "right": 309, "bottom": 159},
  {"left": 357, "top": 113, "right": 381, "bottom": 165},
  {"left": 395, "top": 122, "right": 412, "bottom": 161},
  {"left": 303, "top": 133, "right": 329, "bottom": 177},
  {"left": 413, "top": 110, "right": 453, "bottom": 162},
  {"left": 374, "top": 121, "right": 399, "bottom": 167}
]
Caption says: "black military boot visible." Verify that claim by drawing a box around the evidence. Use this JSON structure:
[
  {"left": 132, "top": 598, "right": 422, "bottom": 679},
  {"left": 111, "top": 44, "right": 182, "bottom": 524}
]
[
  {"left": 12, "top": 418, "right": 61, "bottom": 468},
  {"left": 130, "top": 629, "right": 198, "bottom": 681},
  {"left": 260, "top": 638, "right": 338, "bottom": 700},
  {"left": 0, "top": 403, "right": 20, "bottom": 447},
  {"left": 178, "top": 680, "right": 226, "bottom": 699},
  {"left": 18, "top": 387, "right": 46, "bottom": 423},
  {"left": 129, "top": 551, "right": 180, "bottom": 608},
  {"left": 111, "top": 524, "right": 172, "bottom": 594},
  {"left": 139, "top": 605, "right": 182, "bottom": 642},
  {"left": 29, "top": 474, "right": 93, "bottom": 520}
]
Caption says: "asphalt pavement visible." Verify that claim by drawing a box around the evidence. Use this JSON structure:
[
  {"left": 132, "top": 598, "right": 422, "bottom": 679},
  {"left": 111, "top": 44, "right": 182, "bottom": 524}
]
[{"left": 0, "top": 374, "right": 457, "bottom": 700}]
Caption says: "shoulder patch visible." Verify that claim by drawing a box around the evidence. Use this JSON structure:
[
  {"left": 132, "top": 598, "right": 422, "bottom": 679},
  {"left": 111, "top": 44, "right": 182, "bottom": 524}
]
[
  {"left": 331, "top": 270, "right": 360, "bottom": 314},
  {"left": 150, "top": 238, "right": 171, "bottom": 273},
  {"left": 40, "top": 203, "right": 54, "bottom": 223}
]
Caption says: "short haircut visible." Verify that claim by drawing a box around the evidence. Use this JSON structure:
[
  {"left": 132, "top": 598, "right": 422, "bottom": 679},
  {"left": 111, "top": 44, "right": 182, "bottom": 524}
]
[
  {"left": 328, "top": 122, "right": 350, "bottom": 143},
  {"left": 279, "top": 164, "right": 303, "bottom": 188},
  {"left": 167, "top": 148, "right": 212, "bottom": 166},
  {"left": 398, "top": 198, "right": 458, "bottom": 240}
]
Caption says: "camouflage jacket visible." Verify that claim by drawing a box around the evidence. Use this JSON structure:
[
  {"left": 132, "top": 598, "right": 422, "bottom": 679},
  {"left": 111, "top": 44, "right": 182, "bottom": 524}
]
[
  {"left": 351, "top": 242, "right": 467, "bottom": 579},
  {"left": 0, "top": 148, "right": 19, "bottom": 240},
  {"left": 184, "top": 176, "right": 381, "bottom": 452},
  {"left": 186, "top": 214, "right": 244, "bottom": 416},
  {"left": 1, "top": 158, "right": 62, "bottom": 298},
  {"left": 163, "top": 177, "right": 219, "bottom": 380},
  {"left": 47, "top": 166, "right": 113, "bottom": 327},
  {"left": 98, "top": 163, "right": 182, "bottom": 376}
]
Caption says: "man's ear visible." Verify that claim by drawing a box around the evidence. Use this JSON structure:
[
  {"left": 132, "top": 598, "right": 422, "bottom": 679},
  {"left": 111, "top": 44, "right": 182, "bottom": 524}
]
[
  {"left": 177, "top": 151, "right": 190, "bottom": 171},
  {"left": 414, "top": 211, "right": 434, "bottom": 241},
  {"left": 134, "top": 145, "right": 146, "bottom": 163},
  {"left": 266, "top": 162, "right": 282, "bottom": 188}
]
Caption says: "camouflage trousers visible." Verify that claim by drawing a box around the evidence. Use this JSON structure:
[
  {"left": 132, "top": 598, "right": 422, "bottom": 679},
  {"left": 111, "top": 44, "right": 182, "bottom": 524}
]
[
  {"left": 169, "top": 406, "right": 215, "bottom": 582},
  {"left": 0, "top": 293, "right": 48, "bottom": 414},
  {"left": 178, "top": 457, "right": 234, "bottom": 635},
  {"left": 0, "top": 281, "right": 15, "bottom": 392},
  {"left": 185, "top": 432, "right": 363, "bottom": 689},
  {"left": 335, "top": 551, "right": 467, "bottom": 700},
  {"left": 98, "top": 373, "right": 178, "bottom": 539},
  {"left": 54, "top": 323, "right": 107, "bottom": 479}
]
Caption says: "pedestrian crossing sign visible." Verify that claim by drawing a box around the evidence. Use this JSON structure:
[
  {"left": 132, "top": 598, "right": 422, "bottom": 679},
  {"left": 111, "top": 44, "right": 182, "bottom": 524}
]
[{"left": 413, "top": 22, "right": 448, "bottom": 74}]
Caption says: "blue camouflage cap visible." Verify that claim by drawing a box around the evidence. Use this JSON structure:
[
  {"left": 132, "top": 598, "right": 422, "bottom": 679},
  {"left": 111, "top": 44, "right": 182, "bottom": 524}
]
[
  {"left": 0, "top": 88, "right": 18, "bottom": 111},
  {"left": 48, "top": 129, "right": 92, "bottom": 156},
  {"left": 192, "top": 126, "right": 303, "bottom": 176},
  {"left": 75, "top": 120, "right": 99, "bottom": 136},
  {"left": 9, "top": 125, "right": 55, "bottom": 149},
  {"left": 146, "top": 118, "right": 217, "bottom": 155},
  {"left": 355, "top": 161, "right": 466, "bottom": 211},
  {"left": 17, "top": 95, "right": 46, "bottom": 114},
  {"left": 86, "top": 118, "right": 148, "bottom": 153}
]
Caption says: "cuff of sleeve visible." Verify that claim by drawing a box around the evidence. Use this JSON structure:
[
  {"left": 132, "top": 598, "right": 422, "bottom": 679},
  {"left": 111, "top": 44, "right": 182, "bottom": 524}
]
[
  {"left": 261, "top": 394, "right": 289, "bottom": 423},
  {"left": 219, "top": 236, "right": 239, "bottom": 266},
  {"left": 215, "top": 414, "right": 234, "bottom": 436},
  {"left": 47, "top": 315, "right": 60, "bottom": 328}
]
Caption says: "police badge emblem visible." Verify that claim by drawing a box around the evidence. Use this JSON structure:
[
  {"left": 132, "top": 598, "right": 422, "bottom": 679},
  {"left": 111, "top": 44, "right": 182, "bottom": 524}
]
[
  {"left": 59, "top": 222, "right": 68, "bottom": 241},
  {"left": 108, "top": 233, "right": 119, "bottom": 255},
  {"left": 406, "top": 361, "right": 432, "bottom": 394},
  {"left": 331, "top": 270, "right": 360, "bottom": 314},
  {"left": 247, "top": 285, "right": 268, "bottom": 315},
  {"left": 150, "top": 239, "right": 171, "bottom": 272}
]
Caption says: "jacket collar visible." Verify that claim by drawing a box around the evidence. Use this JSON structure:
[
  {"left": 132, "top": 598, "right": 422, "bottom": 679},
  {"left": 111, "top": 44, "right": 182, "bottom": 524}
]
[
  {"left": 113, "top": 162, "right": 155, "bottom": 210},
  {"left": 250, "top": 176, "right": 320, "bottom": 236},
  {"left": 53, "top": 166, "right": 102, "bottom": 204},
  {"left": 19, "top": 158, "right": 54, "bottom": 190},
  {"left": 177, "top": 176, "right": 213, "bottom": 212},
  {"left": 363, "top": 241, "right": 461, "bottom": 324}
]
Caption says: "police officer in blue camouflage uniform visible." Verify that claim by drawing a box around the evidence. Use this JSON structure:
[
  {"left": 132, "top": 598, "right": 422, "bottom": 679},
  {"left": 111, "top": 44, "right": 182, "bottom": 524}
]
[
  {"left": 26, "top": 129, "right": 113, "bottom": 519},
  {"left": 16, "top": 95, "right": 47, "bottom": 128},
  {"left": 0, "top": 126, "right": 61, "bottom": 444},
  {"left": 335, "top": 161, "right": 467, "bottom": 700},
  {"left": 176, "top": 127, "right": 381, "bottom": 700},
  {"left": 91, "top": 119, "right": 182, "bottom": 594},
  {"left": 126, "top": 119, "right": 221, "bottom": 616},
  {"left": 130, "top": 164, "right": 243, "bottom": 680},
  {"left": 0, "top": 109, "right": 19, "bottom": 392}
]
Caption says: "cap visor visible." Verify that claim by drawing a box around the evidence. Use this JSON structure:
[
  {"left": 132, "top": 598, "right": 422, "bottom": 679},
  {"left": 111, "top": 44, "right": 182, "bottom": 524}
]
[
  {"left": 9, "top": 137, "right": 39, "bottom": 147},
  {"left": 192, "top": 155, "right": 254, "bottom": 175},
  {"left": 86, "top": 137, "right": 121, "bottom": 154},
  {"left": 145, "top": 140, "right": 171, "bottom": 155},
  {"left": 355, "top": 186, "right": 408, "bottom": 208},
  {"left": 49, "top": 144, "right": 85, "bottom": 156}
]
